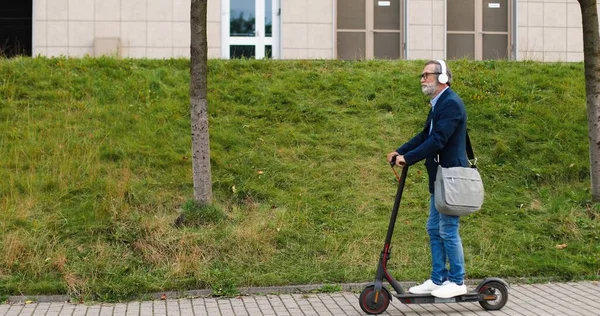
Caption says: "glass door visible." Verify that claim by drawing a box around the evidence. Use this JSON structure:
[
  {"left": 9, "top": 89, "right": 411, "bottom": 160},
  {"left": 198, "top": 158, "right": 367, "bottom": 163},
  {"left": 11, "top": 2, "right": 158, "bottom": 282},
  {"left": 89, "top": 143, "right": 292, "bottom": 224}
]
[{"left": 221, "top": 0, "right": 280, "bottom": 59}]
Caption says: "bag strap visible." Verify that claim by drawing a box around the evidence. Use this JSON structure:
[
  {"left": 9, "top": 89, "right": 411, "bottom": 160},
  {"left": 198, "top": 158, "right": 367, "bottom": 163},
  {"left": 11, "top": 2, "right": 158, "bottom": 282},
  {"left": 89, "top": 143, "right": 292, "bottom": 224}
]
[
  {"left": 466, "top": 131, "right": 477, "bottom": 167},
  {"left": 436, "top": 131, "right": 478, "bottom": 167}
]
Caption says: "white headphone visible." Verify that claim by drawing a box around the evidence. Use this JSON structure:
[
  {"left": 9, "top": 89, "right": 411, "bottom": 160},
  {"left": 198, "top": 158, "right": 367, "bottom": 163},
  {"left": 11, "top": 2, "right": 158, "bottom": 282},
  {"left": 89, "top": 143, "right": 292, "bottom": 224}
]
[{"left": 436, "top": 59, "right": 449, "bottom": 84}]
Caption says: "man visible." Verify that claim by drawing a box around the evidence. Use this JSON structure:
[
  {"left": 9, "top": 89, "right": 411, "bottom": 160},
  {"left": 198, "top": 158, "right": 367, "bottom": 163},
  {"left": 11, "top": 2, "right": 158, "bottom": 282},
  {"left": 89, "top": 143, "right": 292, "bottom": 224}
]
[{"left": 386, "top": 60, "right": 469, "bottom": 299}]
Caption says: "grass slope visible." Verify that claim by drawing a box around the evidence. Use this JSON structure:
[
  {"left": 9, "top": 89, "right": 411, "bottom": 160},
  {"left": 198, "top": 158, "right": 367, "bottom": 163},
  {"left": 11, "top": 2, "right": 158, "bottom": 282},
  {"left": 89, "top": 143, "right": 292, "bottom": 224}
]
[{"left": 0, "top": 57, "right": 598, "bottom": 301}]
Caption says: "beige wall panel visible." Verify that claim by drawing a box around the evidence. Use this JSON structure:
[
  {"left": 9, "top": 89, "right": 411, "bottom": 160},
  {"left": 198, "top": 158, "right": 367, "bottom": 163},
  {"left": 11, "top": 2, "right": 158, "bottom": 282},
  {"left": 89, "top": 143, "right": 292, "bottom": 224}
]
[
  {"left": 518, "top": 1, "right": 528, "bottom": 26},
  {"left": 409, "top": 50, "right": 433, "bottom": 60},
  {"left": 148, "top": 0, "right": 173, "bottom": 21},
  {"left": 68, "top": 0, "right": 94, "bottom": 20},
  {"left": 69, "top": 46, "right": 93, "bottom": 57},
  {"left": 47, "top": 0, "right": 68, "bottom": 20},
  {"left": 47, "top": 47, "right": 69, "bottom": 56},
  {"left": 96, "top": 0, "right": 121, "bottom": 21},
  {"left": 432, "top": 25, "right": 444, "bottom": 50},
  {"left": 543, "top": 27, "right": 566, "bottom": 51},
  {"left": 208, "top": 47, "right": 221, "bottom": 58},
  {"left": 544, "top": 3, "right": 567, "bottom": 27},
  {"left": 207, "top": 21, "right": 221, "bottom": 49},
  {"left": 173, "top": 47, "right": 190, "bottom": 57},
  {"left": 307, "top": 0, "right": 333, "bottom": 23},
  {"left": 35, "top": 21, "right": 48, "bottom": 46},
  {"left": 409, "top": 0, "right": 433, "bottom": 25},
  {"left": 431, "top": 50, "right": 444, "bottom": 60},
  {"left": 308, "top": 24, "right": 332, "bottom": 49},
  {"left": 173, "top": 22, "right": 191, "bottom": 47},
  {"left": 409, "top": 25, "right": 432, "bottom": 50},
  {"left": 567, "top": 52, "right": 584, "bottom": 62},
  {"left": 175, "top": 0, "right": 192, "bottom": 21},
  {"left": 520, "top": 50, "right": 543, "bottom": 61},
  {"left": 121, "top": 22, "right": 147, "bottom": 47},
  {"left": 526, "top": 26, "right": 544, "bottom": 51},
  {"left": 527, "top": 2, "right": 543, "bottom": 27},
  {"left": 146, "top": 47, "right": 174, "bottom": 58},
  {"left": 95, "top": 21, "right": 121, "bottom": 38},
  {"left": 122, "top": 47, "right": 147, "bottom": 58},
  {"left": 566, "top": 27, "right": 583, "bottom": 52},
  {"left": 282, "top": 48, "right": 306, "bottom": 59},
  {"left": 207, "top": 0, "right": 221, "bottom": 22},
  {"left": 36, "top": 0, "right": 48, "bottom": 20},
  {"left": 47, "top": 21, "right": 68, "bottom": 46},
  {"left": 34, "top": 47, "right": 47, "bottom": 56},
  {"left": 283, "top": 24, "right": 308, "bottom": 49},
  {"left": 283, "top": 0, "right": 308, "bottom": 23},
  {"left": 69, "top": 21, "right": 94, "bottom": 46},
  {"left": 147, "top": 22, "right": 173, "bottom": 47},
  {"left": 517, "top": 26, "right": 528, "bottom": 51},
  {"left": 566, "top": 2, "right": 581, "bottom": 27},
  {"left": 544, "top": 52, "right": 566, "bottom": 62},
  {"left": 307, "top": 49, "right": 333, "bottom": 59},
  {"left": 122, "top": 0, "right": 147, "bottom": 21},
  {"left": 431, "top": 0, "right": 444, "bottom": 26}
]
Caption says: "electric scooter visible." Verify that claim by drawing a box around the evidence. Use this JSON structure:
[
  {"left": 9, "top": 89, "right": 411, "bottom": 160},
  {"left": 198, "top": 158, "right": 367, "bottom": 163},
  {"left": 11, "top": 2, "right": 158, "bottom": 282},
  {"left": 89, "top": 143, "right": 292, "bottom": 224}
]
[{"left": 358, "top": 161, "right": 509, "bottom": 314}]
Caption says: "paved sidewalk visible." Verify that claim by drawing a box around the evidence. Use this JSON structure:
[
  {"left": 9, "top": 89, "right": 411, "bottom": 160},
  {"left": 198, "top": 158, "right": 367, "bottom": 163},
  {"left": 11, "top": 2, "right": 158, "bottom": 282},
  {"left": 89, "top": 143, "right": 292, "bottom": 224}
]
[{"left": 1, "top": 281, "right": 599, "bottom": 316}]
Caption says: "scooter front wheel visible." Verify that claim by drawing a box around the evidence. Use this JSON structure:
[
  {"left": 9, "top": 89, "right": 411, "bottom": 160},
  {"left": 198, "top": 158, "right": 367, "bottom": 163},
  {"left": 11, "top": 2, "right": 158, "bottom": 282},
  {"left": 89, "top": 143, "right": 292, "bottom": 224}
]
[
  {"left": 359, "top": 285, "right": 391, "bottom": 315},
  {"left": 478, "top": 281, "right": 508, "bottom": 310}
]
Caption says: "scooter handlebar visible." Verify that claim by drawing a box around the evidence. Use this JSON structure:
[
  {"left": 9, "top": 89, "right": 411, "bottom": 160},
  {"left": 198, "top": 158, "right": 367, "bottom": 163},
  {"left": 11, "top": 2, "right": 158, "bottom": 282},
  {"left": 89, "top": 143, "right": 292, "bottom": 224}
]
[
  {"left": 390, "top": 155, "right": 398, "bottom": 167},
  {"left": 390, "top": 155, "right": 406, "bottom": 167}
]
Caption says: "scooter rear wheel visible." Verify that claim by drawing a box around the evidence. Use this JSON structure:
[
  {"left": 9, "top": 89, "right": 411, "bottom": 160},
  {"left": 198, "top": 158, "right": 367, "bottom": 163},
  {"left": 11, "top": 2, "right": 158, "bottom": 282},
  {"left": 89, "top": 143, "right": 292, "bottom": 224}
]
[
  {"left": 478, "top": 281, "right": 508, "bottom": 310},
  {"left": 359, "top": 285, "right": 391, "bottom": 315}
]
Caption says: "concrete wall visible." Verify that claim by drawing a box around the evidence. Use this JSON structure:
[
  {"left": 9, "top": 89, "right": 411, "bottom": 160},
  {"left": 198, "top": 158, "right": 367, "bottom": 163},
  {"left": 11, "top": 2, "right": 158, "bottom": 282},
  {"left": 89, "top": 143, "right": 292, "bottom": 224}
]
[
  {"left": 517, "top": 0, "right": 584, "bottom": 62},
  {"left": 280, "top": 0, "right": 334, "bottom": 59},
  {"left": 407, "top": 0, "right": 445, "bottom": 60},
  {"left": 33, "top": 0, "right": 221, "bottom": 58},
  {"left": 30, "top": 0, "right": 597, "bottom": 62}
]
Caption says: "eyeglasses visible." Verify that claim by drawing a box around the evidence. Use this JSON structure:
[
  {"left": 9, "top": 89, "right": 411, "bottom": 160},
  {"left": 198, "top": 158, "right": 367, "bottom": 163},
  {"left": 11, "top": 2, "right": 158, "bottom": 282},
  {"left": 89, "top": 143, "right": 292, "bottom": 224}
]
[{"left": 420, "top": 72, "right": 441, "bottom": 80}]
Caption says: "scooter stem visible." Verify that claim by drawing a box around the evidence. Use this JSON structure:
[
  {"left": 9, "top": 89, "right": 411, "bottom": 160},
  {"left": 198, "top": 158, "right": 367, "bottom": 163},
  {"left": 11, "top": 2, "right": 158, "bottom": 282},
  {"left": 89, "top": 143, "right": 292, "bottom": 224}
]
[{"left": 374, "top": 165, "right": 409, "bottom": 295}]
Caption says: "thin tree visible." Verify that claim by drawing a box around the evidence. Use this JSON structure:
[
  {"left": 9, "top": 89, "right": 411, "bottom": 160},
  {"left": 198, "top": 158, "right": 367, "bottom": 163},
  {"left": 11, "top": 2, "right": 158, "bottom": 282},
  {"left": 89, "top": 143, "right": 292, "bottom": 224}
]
[
  {"left": 190, "top": 0, "right": 212, "bottom": 204},
  {"left": 578, "top": 0, "right": 600, "bottom": 201}
]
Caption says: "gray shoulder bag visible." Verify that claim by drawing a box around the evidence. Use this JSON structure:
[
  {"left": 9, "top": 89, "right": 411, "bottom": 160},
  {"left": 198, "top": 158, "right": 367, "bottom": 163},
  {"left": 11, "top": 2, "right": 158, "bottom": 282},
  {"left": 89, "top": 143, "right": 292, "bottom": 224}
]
[{"left": 434, "top": 132, "right": 484, "bottom": 216}]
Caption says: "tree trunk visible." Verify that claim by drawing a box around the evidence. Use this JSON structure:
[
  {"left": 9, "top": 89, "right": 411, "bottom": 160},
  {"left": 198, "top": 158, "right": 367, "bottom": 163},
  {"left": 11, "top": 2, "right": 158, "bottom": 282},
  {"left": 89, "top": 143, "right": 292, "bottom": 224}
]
[
  {"left": 190, "top": 0, "right": 212, "bottom": 204},
  {"left": 579, "top": 0, "right": 600, "bottom": 202}
]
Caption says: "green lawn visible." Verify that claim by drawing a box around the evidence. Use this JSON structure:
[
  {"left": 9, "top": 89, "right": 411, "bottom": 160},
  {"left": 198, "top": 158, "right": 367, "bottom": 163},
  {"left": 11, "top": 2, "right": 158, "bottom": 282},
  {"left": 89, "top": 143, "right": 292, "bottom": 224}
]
[{"left": 0, "top": 57, "right": 598, "bottom": 301}]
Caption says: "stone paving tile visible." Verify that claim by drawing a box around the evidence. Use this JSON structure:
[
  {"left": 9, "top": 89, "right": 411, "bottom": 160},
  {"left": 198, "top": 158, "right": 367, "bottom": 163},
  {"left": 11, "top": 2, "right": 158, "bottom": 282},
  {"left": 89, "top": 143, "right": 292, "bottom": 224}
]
[
  {"left": 529, "top": 284, "right": 590, "bottom": 315},
  {"left": 58, "top": 304, "right": 75, "bottom": 316},
  {"left": 192, "top": 298, "right": 209, "bottom": 316},
  {"left": 555, "top": 282, "right": 600, "bottom": 311},
  {"left": 2, "top": 282, "right": 600, "bottom": 316},
  {"left": 125, "top": 301, "right": 139, "bottom": 316},
  {"left": 20, "top": 304, "right": 37, "bottom": 316},
  {"left": 86, "top": 306, "right": 101, "bottom": 316},
  {"left": 339, "top": 293, "right": 364, "bottom": 316},
  {"left": 4, "top": 304, "right": 22, "bottom": 316}
]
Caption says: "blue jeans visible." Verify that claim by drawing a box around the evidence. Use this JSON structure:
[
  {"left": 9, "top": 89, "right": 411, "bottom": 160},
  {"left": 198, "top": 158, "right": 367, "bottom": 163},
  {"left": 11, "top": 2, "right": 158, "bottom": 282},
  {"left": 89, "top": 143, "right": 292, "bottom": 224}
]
[{"left": 427, "top": 195, "right": 465, "bottom": 285}]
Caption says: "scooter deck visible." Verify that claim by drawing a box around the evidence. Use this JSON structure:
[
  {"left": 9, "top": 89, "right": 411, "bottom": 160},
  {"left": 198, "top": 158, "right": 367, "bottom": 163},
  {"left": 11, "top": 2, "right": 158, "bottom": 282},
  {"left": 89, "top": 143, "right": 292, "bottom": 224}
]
[{"left": 393, "top": 292, "right": 482, "bottom": 304}]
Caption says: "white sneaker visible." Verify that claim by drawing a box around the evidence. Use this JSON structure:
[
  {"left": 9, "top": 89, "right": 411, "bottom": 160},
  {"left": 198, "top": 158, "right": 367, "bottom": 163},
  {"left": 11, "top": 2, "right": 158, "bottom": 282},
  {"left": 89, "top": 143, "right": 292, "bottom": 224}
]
[
  {"left": 431, "top": 282, "right": 467, "bottom": 298},
  {"left": 408, "top": 279, "right": 445, "bottom": 294}
]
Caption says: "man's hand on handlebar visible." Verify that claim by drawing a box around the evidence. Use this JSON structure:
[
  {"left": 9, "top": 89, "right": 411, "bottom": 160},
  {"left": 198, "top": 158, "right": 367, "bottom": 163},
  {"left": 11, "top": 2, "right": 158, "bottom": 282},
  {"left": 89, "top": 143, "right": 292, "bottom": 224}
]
[{"left": 386, "top": 152, "right": 406, "bottom": 167}]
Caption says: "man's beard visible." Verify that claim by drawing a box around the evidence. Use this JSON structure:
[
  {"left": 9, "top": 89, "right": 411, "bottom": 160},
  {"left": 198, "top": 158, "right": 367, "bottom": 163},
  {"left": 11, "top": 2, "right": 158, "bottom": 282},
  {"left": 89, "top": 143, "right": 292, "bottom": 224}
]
[{"left": 421, "top": 82, "right": 438, "bottom": 97}]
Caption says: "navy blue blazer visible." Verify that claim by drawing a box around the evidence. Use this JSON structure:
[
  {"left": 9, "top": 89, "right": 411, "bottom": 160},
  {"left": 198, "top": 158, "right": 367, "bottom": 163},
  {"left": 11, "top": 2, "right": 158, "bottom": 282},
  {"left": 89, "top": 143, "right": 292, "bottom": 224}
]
[{"left": 396, "top": 88, "right": 469, "bottom": 193}]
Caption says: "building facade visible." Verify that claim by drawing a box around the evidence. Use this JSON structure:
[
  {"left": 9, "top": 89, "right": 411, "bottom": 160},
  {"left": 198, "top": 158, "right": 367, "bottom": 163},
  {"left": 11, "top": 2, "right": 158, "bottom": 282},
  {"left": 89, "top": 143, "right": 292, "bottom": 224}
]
[{"left": 0, "top": 0, "right": 591, "bottom": 62}]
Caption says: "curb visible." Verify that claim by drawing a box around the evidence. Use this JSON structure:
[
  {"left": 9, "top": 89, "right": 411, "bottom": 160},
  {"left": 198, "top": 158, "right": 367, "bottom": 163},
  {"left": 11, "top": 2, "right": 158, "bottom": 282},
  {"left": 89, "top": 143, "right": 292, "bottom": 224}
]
[
  {"left": 6, "top": 282, "right": 394, "bottom": 303},
  {"left": 8, "top": 280, "right": 482, "bottom": 303}
]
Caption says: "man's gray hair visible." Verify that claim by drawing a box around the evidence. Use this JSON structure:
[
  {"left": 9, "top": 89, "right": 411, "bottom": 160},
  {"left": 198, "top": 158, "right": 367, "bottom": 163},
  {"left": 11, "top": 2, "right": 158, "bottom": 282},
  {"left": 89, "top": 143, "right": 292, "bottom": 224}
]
[{"left": 425, "top": 60, "right": 452, "bottom": 86}]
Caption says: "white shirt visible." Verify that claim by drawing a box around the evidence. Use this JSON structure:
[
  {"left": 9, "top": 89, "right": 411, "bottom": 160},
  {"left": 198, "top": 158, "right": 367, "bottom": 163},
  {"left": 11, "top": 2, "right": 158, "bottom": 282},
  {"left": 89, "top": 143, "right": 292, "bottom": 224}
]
[{"left": 429, "top": 86, "right": 449, "bottom": 135}]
